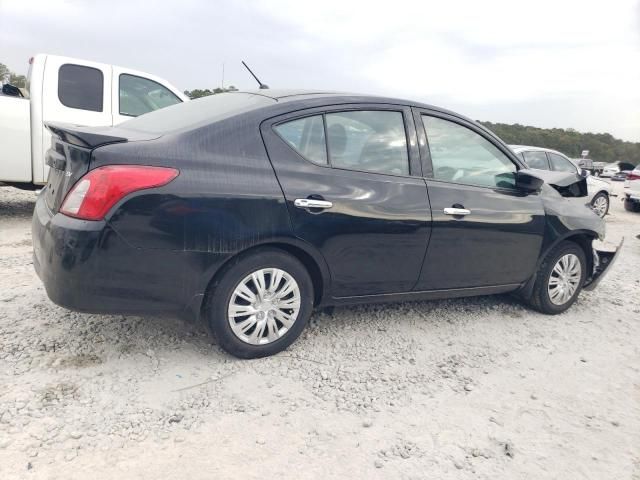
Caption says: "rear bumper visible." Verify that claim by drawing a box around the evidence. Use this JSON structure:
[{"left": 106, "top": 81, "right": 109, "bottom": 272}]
[
  {"left": 32, "top": 193, "right": 197, "bottom": 315},
  {"left": 583, "top": 238, "right": 624, "bottom": 291}
]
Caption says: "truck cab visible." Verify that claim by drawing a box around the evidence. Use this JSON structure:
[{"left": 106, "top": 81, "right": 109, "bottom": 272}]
[{"left": 0, "top": 54, "right": 187, "bottom": 188}]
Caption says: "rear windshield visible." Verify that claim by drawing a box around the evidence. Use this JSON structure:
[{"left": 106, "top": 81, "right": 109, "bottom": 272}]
[{"left": 120, "top": 92, "right": 274, "bottom": 134}]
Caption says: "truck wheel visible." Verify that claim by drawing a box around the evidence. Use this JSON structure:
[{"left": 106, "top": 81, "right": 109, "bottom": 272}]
[
  {"left": 527, "top": 241, "right": 587, "bottom": 315},
  {"left": 624, "top": 198, "right": 640, "bottom": 212},
  {"left": 205, "top": 248, "right": 314, "bottom": 359},
  {"left": 590, "top": 192, "right": 609, "bottom": 217}
]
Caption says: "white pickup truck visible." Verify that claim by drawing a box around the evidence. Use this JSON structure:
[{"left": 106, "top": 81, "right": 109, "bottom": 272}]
[{"left": 0, "top": 54, "right": 187, "bottom": 189}]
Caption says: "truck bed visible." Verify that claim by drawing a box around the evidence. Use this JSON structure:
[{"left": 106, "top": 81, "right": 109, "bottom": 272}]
[{"left": 0, "top": 95, "right": 31, "bottom": 183}]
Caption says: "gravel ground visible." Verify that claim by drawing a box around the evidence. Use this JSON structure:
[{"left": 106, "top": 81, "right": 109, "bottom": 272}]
[{"left": 0, "top": 182, "right": 638, "bottom": 479}]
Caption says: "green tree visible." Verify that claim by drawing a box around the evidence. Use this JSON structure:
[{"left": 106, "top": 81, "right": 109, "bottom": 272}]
[
  {"left": 480, "top": 121, "right": 640, "bottom": 165},
  {"left": 183, "top": 85, "right": 239, "bottom": 99},
  {"left": 9, "top": 73, "right": 26, "bottom": 88},
  {"left": 0, "top": 62, "right": 27, "bottom": 88}
]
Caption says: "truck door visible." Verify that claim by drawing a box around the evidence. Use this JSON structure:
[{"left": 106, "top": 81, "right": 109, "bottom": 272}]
[
  {"left": 39, "top": 56, "right": 112, "bottom": 183},
  {"left": 111, "top": 67, "right": 184, "bottom": 125}
]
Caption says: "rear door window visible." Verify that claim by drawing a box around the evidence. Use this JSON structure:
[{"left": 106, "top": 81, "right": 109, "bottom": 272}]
[
  {"left": 523, "top": 151, "right": 550, "bottom": 170},
  {"left": 274, "top": 115, "right": 327, "bottom": 165},
  {"left": 325, "top": 111, "right": 409, "bottom": 175},
  {"left": 58, "top": 64, "right": 104, "bottom": 112},
  {"left": 119, "top": 74, "right": 182, "bottom": 117}
]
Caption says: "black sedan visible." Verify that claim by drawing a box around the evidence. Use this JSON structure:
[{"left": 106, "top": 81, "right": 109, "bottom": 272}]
[{"left": 32, "top": 91, "right": 621, "bottom": 358}]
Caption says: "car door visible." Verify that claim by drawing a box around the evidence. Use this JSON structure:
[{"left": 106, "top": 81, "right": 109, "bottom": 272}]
[
  {"left": 413, "top": 109, "right": 546, "bottom": 291},
  {"left": 262, "top": 104, "right": 431, "bottom": 297}
]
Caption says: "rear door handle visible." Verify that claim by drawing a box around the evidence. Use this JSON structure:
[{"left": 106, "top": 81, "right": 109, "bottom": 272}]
[
  {"left": 294, "top": 198, "right": 333, "bottom": 209},
  {"left": 444, "top": 207, "right": 471, "bottom": 216}
]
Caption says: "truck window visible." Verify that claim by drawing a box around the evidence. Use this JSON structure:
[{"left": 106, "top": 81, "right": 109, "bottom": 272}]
[
  {"left": 58, "top": 64, "right": 104, "bottom": 112},
  {"left": 119, "top": 74, "right": 181, "bottom": 117}
]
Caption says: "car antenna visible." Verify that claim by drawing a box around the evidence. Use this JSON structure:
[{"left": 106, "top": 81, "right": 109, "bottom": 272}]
[{"left": 242, "top": 61, "right": 269, "bottom": 89}]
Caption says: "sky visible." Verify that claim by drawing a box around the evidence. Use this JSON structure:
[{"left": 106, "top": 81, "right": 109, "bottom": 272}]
[{"left": 1, "top": 0, "right": 639, "bottom": 141}]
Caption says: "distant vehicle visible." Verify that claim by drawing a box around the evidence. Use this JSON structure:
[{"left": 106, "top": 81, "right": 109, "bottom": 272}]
[
  {"left": 510, "top": 145, "right": 613, "bottom": 218},
  {"left": 623, "top": 167, "right": 640, "bottom": 212},
  {"left": 612, "top": 170, "right": 631, "bottom": 181},
  {"left": 601, "top": 163, "right": 620, "bottom": 178},
  {"left": 573, "top": 158, "right": 605, "bottom": 176},
  {"left": 592, "top": 161, "right": 607, "bottom": 175},
  {"left": 0, "top": 54, "right": 186, "bottom": 190},
  {"left": 32, "top": 91, "right": 620, "bottom": 359}
]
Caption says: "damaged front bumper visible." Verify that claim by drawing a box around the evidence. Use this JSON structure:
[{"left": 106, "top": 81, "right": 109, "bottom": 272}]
[{"left": 583, "top": 238, "right": 624, "bottom": 291}]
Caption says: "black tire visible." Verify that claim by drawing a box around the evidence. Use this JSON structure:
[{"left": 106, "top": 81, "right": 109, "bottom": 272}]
[
  {"left": 590, "top": 192, "right": 609, "bottom": 218},
  {"left": 624, "top": 198, "right": 640, "bottom": 212},
  {"left": 527, "top": 241, "right": 587, "bottom": 315},
  {"left": 205, "top": 248, "right": 314, "bottom": 359}
]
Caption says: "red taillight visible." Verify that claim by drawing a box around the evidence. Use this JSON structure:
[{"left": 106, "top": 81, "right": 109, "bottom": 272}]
[
  {"left": 60, "top": 165, "right": 179, "bottom": 220},
  {"left": 627, "top": 171, "right": 640, "bottom": 181}
]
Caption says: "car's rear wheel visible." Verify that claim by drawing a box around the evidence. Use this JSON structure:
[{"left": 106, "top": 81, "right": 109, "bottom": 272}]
[
  {"left": 206, "top": 249, "right": 314, "bottom": 359},
  {"left": 527, "top": 241, "right": 587, "bottom": 314},
  {"left": 590, "top": 192, "right": 609, "bottom": 218},
  {"left": 624, "top": 197, "right": 640, "bottom": 212}
]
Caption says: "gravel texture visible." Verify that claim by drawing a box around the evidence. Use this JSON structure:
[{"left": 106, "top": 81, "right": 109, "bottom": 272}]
[{"left": 0, "top": 183, "right": 638, "bottom": 479}]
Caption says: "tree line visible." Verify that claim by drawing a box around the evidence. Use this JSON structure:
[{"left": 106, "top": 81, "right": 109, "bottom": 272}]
[
  {"left": 480, "top": 121, "right": 639, "bottom": 165},
  {"left": 183, "top": 86, "right": 238, "bottom": 99}
]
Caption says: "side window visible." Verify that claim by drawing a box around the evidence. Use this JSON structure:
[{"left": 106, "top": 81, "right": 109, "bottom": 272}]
[
  {"left": 522, "top": 151, "right": 550, "bottom": 170},
  {"left": 422, "top": 116, "right": 517, "bottom": 189},
  {"left": 119, "top": 74, "right": 182, "bottom": 117},
  {"left": 58, "top": 64, "right": 104, "bottom": 112},
  {"left": 274, "top": 115, "right": 327, "bottom": 165},
  {"left": 548, "top": 152, "right": 578, "bottom": 173},
  {"left": 325, "top": 111, "right": 409, "bottom": 175}
]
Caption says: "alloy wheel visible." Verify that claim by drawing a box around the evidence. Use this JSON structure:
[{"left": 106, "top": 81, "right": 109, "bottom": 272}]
[
  {"left": 228, "top": 268, "right": 301, "bottom": 345},
  {"left": 591, "top": 195, "right": 608, "bottom": 217},
  {"left": 547, "top": 253, "right": 582, "bottom": 305}
]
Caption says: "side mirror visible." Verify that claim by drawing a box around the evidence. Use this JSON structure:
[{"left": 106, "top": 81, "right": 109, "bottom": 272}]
[
  {"left": 516, "top": 169, "right": 544, "bottom": 193},
  {"left": 580, "top": 168, "right": 590, "bottom": 177}
]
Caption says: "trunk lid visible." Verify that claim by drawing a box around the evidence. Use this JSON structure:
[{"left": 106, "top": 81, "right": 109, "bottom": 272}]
[{"left": 43, "top": 123, "right": 159, "bottom": 212}]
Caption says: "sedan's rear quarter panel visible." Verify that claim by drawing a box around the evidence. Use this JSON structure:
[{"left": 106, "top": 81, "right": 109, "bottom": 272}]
[{"left": 90, "top": 114, "right": 294, "bottom": 313}]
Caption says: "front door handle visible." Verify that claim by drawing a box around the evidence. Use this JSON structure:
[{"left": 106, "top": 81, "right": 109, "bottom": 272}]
[
  {"left": 444, "top": 207, "right": 471, "bottom": 216},
  {"left": 294, "top": 198, "right": 333, "bottom": 209}
]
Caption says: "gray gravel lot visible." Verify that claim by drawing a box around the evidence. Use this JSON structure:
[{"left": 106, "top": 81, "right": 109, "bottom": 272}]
[{"left": 0, "top": 183, "right": 638, "bottom": 479}]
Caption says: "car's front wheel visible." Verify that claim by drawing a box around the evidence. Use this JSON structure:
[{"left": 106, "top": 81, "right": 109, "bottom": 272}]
[
  {"left": 527, "top": 241, "right": 587, "bottom": 314},
  {"left": 590, "top": 192, "right": 609, "bottom": 218},
  {"left": 206, "top": 248, "right": 314, "bottom": 359}
]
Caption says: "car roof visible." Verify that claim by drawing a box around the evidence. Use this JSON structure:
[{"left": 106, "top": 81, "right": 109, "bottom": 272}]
[
  {"left": 229, "top": 89, "right": 459, "bottom": 115},
  {"left": 122, "top": 89, "right": 506, "bottom": 146},
  {"left": 508, "top": 144, "right": 569, "bottom": 157}
]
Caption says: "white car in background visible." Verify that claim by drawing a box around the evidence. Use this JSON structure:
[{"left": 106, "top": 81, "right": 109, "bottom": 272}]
[
  {"left": 623, "top": 166, "right": 640, "bottom": 212},
  {"left": 510, "top": 145, "right": 613, "bottom": 218},
  {"left": 600, "top": 163, "right": 620, "bottom": 178}
]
